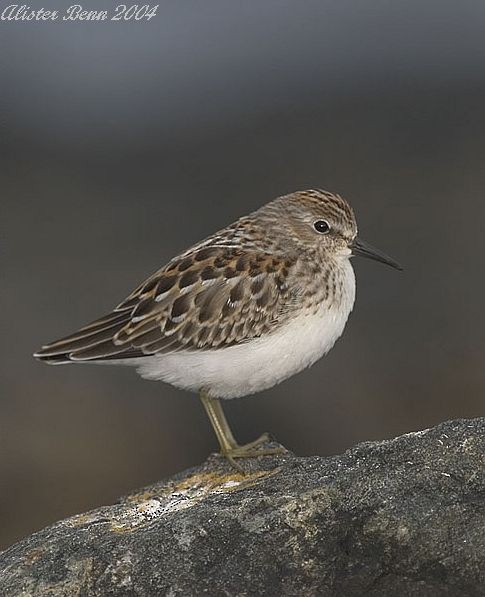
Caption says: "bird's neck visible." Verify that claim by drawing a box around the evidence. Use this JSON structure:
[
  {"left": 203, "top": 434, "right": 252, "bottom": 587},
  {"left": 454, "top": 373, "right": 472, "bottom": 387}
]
[{"left": 296, "top": 252, "right": 356, "bottom": 313}]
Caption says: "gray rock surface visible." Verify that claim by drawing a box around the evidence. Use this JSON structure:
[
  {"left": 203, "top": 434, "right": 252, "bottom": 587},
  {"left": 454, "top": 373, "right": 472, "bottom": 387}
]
[{"left": 1, "top": 418, "right": 484, "bottom": 596}]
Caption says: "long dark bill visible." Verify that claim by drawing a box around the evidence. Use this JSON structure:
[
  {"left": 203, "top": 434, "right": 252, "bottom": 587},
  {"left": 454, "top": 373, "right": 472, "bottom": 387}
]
[{"left": 351, "top": 237, "right": 403, "bottom": 270}]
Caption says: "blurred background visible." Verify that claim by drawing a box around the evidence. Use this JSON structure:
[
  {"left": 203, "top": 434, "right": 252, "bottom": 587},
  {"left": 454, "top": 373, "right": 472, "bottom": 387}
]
[{"left": 2, "top": 0, "right": 485, "bottom": 550}]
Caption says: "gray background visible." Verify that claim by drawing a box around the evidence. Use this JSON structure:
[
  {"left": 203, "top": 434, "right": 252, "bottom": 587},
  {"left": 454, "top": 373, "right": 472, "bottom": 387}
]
[{"left": 2, "top": 1, "right": 485, "bottom": 549}]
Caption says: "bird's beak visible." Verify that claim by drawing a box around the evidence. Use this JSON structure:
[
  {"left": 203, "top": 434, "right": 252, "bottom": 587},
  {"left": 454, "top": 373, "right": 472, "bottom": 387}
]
[{"left": 351, "top": 237, "right": 403, "bottom": 270}]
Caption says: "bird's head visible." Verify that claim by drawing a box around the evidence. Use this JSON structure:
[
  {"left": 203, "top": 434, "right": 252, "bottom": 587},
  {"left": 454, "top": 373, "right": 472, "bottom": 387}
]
[{"left": 269, "top": 189, "right": 402, "bottom": 270}]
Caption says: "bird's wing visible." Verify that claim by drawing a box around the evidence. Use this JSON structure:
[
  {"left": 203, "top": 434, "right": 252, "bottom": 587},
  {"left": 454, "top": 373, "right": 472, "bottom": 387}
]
[{"left": 34, "top": 246, "right": 299, "bottom": 363}]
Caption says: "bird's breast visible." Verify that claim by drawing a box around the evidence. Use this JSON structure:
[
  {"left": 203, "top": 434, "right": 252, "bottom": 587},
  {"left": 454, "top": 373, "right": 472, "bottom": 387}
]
[{"left": 135, "top": 261, "right": 356, "bottom": 399}]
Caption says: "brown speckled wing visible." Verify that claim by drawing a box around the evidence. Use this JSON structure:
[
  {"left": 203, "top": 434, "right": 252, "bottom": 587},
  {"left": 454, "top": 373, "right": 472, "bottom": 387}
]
[
  {"left": 34, "top": 246, "right": 298, "bottom": 363},
  {"left": 114, "top": 246, "right": 297, "bottom": 355}
]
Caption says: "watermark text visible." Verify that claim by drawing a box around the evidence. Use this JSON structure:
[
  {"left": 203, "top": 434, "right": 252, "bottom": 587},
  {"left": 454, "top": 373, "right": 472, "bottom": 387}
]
[{"left": 1, "top": 4, "right": 159, "bottom": 22}]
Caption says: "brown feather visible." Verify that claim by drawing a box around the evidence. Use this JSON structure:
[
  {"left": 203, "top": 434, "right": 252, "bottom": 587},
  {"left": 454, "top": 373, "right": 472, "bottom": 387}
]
[{"left": 36, "top": 238, "right": 300, "bottom": 363}]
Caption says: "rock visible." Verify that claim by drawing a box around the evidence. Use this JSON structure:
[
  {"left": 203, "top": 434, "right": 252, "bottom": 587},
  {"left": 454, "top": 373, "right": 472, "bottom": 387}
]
[{"left": 1, "top": 418, "right": 484, "bottom": 596}]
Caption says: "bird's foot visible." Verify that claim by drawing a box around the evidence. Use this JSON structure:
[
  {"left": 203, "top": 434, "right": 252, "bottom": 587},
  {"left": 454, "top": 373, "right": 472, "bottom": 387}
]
[
  {"left": 221, "top": 433, "right": 287, "bottom": 472},
  {"left": 233, "top": 431, "right": 271, "bottom": 451}
]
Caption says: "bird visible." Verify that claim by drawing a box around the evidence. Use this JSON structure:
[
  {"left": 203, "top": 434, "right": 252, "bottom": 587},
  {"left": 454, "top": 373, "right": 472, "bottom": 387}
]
[{"left": 34, "top": 189, "right": 401, "bottom": 469}]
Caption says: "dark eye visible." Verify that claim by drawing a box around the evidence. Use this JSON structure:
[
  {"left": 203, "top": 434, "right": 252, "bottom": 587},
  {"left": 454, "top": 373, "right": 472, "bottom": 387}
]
[{"left": 313, "top": 220, "right": 330, "bottom": 234}]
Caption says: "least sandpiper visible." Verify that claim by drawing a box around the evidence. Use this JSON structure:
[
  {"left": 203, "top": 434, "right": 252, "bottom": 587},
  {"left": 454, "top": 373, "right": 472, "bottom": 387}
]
[{"left": 35, "top": 189, "right": 401, "bottom": 468}]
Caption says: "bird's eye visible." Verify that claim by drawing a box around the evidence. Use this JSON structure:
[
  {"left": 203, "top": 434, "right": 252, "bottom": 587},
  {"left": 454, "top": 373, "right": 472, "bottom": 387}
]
[{"left": 313, "top": 220, "right": 330, "bottom": 234}]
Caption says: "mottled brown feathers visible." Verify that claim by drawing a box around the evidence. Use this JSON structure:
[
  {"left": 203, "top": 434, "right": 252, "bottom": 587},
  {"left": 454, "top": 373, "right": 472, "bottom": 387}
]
[
  {"left": 35, "top": 245, "right": 299, "bottom": 362},
  {"left": 34, "top": 189, "right": 357, "bottom": 364}
]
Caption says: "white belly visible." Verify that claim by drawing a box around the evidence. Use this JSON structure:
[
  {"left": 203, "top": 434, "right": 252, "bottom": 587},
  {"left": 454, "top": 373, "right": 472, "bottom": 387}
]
[{"left": 131, "top": 264, "right": 356, "bottom": 399}]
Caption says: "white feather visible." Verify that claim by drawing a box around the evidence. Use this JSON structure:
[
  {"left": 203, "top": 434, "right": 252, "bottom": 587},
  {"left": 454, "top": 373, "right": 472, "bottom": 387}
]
[{"left": 115, "top": 260, "right": 356, "bottom": 399}]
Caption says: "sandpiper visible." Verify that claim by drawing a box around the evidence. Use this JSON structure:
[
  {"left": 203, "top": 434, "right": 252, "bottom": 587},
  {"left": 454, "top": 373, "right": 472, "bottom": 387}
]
[{"left": 35, "top": 189, "right": 401, "bottom": 468}]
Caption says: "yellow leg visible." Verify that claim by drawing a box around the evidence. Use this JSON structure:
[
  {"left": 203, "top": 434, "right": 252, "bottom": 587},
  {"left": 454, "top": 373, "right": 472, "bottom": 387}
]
[{"left": 199, "top": 391, "right": 285, "bottom": 470}]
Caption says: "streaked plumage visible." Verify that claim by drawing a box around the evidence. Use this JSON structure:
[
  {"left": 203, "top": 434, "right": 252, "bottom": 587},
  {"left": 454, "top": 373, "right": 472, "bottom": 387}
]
[{"left": 35, "top": 189, "right": 400, "bottom": 466}]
